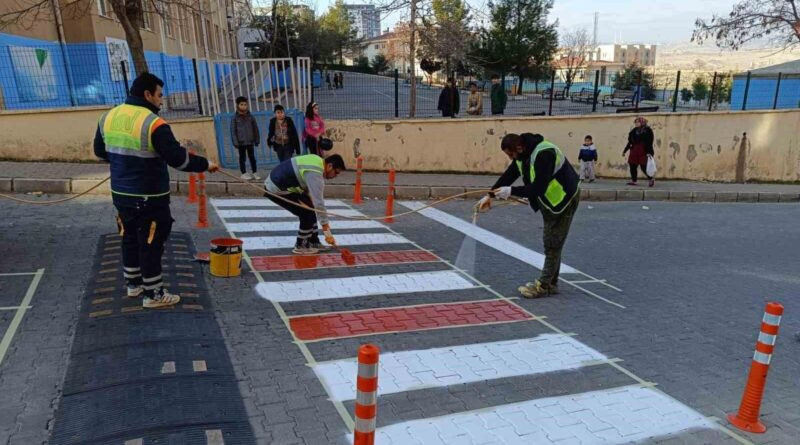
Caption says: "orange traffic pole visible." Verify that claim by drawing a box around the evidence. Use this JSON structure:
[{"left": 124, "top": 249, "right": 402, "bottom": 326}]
[
  {"left": 353, "top": 157, "right": 363, "bottom": 204},
  {"left": 187, "top": 173, "right": 198, "bottom": 204},
  {"left": 727, "top": 301, "right": 784, "bottom": 433},
  {"left": 384, "top": 169, "right": 395, "bottom": 223},
  {"left": 196, "top": 172, "right": 209, "bottom": 228},
  {"left": 353, "top": 344, "right": 379, "bottom": 445}
]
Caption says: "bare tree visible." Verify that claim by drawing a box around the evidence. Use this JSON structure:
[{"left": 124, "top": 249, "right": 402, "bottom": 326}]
[
  {"left": 0, "top": 0, "right": 218, "bottom": 75},
  {"left": 377, "top": 0, "right": 423, "bottom": 117},
  {"left": 693, "top": 0, "right": 800, "bottom": 51},
  {"left": 559, "top": 27, "right": 591, "bottom": 94}
]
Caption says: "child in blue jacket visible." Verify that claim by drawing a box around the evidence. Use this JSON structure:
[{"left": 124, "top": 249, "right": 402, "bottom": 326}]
[{"left": 578, "top": 135, "right": 598, "bottom": 182}]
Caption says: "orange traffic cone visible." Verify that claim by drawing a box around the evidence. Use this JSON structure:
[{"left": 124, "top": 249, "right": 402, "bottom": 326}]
[
  {"left": 196, "top": 173, "right": 209, "bottom": 228},
  {"left": 384, "top": 169, "right": 395, "bottom": 223},
  {"left": 353, "top": 157, "right": 363, "bottom": 204},
  {"left": 727, "top": 301, "right": 784, "bottom": 433},
  {"left": 187, "top": 173, "right": 198, "bottom": 204}
]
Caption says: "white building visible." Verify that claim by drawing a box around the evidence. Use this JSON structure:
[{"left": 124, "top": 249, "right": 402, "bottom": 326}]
[
  {"left": 361, "top": 30, "right": 421, "bottom": 76},
  {"left": 345, "top": 4, "right": 381, "bottom": 39},
  {"left": 589, "top": 44, "right": 657, "bottom": 67}
]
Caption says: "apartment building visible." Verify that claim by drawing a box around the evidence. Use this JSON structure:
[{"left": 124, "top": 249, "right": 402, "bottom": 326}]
[
  {"left": 0, "top": 0, "right": 238, "bottom": 110},
  {"left": 345, "top": 4, "right": 380, "bottom": 39}
]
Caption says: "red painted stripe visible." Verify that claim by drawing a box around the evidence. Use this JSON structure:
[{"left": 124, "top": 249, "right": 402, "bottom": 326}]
[
  {"left": 289, "top": 300, "right": 532, "bottom": 341},
  {"left": 251, "top": 249, "right": 438, "bottom": 271}
]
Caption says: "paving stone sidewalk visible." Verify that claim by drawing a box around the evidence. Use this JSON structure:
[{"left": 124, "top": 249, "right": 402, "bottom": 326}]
[{"left": 2, "top": 161, "right": 800, "bottom": 202}]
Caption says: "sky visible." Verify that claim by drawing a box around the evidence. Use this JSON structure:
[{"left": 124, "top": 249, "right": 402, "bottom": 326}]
[{"left": 277, "top": 0, "right": 741, "bottom": 45}]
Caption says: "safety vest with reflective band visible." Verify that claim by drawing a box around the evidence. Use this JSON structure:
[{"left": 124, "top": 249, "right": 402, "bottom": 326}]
[
  {"left": 268, "top": 154, "right": 324, "bottom": 194},
  {"left": 515, "top": 140, "right": 579, "bottom": 214},
  {"left": 99, "top": 104, "right": 169, "bottom": 197}
]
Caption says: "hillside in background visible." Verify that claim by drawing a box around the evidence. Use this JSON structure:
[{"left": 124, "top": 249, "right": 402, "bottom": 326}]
[{"left": 656, "top": 42, "right": 800, "bottom": 73}]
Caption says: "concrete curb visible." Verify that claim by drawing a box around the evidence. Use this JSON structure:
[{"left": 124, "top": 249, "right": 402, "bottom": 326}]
[{"left": 2, "top": 178, "right": 799, "bottom": 203}]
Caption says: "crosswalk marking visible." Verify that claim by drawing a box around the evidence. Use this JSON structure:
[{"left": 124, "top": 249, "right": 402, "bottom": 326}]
[
  {"left": 240, "top": 233, "right": 410, "bottom": 250},
  {"left": 212, "top": 198, "right": 347, "bottom": 207},
  {"left": 226, "top": 220, "right": 385, "bottom": 233},
  {"left": 256, "top": 270, "right": 476, "bottom": 303},
  {"left": 217, "top": 208, "right": 365, "bottom": 219},
  {"left": 315, "top": 334, "right": 607, "bottom": 401},
  {"left": 354, "top": 385, "right": 717, "bottom": 445}
]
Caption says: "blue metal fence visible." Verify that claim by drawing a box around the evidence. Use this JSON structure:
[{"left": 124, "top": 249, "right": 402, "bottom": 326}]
[{"left": 214, "top": 109, "right": 306, "bottom": 170}]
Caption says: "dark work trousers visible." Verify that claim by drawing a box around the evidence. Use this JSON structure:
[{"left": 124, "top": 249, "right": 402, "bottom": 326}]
[
  {"left": 116, "top": 200, "right": 174, "bottom": 297},
  {"left": 266, "top": 192, "right": 318, "bottom": 241},
  {"left": 538, "top": 194, "right": 580, "bottom": 288},
  {"left": 628, "top": 163, "right": 651, "bottom": 183},
  {"left": 237, "top": 145, "right": 257, "bottom": 173},
  {"left": 274, "top": 144, "right": 295, "bottom": 162}
]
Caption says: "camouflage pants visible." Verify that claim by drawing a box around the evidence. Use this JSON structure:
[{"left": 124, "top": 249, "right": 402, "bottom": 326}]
[{"left": 539, "top": 194, "right": 580, "bottom": 288}]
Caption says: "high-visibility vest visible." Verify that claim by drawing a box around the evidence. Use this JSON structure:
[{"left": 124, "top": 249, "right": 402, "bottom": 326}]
[
  {"left": 99, "top": 103, "right": 169, "bottom": 197},
  {"left": 515, "top": 140, "right": 579, "bottom": 213},
  {"left": 269, "top": 153, "right": 325, "bottom": 194}
]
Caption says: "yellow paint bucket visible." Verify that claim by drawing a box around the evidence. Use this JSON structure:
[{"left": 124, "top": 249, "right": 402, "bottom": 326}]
[{"left": 209, "top": 238, "right": 243, "bottom": 277}]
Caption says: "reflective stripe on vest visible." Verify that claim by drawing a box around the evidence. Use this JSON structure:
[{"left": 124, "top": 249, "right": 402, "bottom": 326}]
[
  {"left": 101, "top": 104, "right": 163, "bottom": 156},
  {"left": 516, "top": 140, "right": 569, "bottom": 211},
  {"left": 287, "top": 154, "right": 324, "bottom": 194}
]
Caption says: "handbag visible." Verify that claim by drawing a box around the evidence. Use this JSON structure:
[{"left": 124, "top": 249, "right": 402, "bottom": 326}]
[{"left": 646, "top": 155, "right": 657, "bottom": 177}]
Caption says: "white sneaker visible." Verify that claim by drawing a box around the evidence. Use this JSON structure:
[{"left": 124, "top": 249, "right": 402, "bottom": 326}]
[
  {"left": 240, "top": 173, "right": 252, "bottom": 180},
  {"left": 251, "top": 173, "right": 261, "bottom": 180},
  {"left": 127, "top": 285, "right": 143, "bottom": 298},
  {"left": 143, "top": 288, "right": 181, "bottom": 308}
]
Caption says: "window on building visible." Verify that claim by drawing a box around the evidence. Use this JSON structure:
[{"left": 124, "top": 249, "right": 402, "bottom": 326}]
[
  {"left": 194, "top": 14, "right": 204, "bottom": 50},
  {"left": 141, "top": 1, "right": 151, "bottom": 30},
  {"left": 208, "top": 20, "right": 215, "bottom": 52},
  {"left": 98, "top": 0, "right": 110, "bottom": 17},
  {"left": 179, "top": 7, "right": 191, "bottom": 42},
  {"left": 164, "top": 6, "right": 174, "bottom": 38}
]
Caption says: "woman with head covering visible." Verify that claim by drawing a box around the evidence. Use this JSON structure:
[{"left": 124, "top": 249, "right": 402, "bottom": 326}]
[{"left": 622, "top": 116, "right": 655, "bottom": 186}]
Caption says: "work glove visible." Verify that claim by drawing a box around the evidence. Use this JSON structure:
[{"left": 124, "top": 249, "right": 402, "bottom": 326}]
[
  {"left": 494, "top": 186, "right": 512, "bottom": 200},
  {"left": 207, "top": 162, "right": 220, "bottom": 173},
  {"left": 475, "top": 195, "right": 492, "bottom": 213},
  {"left": 322, "top": 224, "right": 336, "bottom": 246}
]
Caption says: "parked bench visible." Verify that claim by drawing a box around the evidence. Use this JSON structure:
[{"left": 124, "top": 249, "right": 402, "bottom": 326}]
[
  {"left": 602, "top": 89, "right": 635, "bottom": 107},
  {"left": 540, "top": 88, "right": 566, "bottom": 100},
  {"left": 570, "top": 88, "right": 597, "bottom": 103}
]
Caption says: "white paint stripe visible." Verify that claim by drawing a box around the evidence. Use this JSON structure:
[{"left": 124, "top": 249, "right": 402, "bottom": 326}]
[
  {"left": 352, "top": 385, "right": 718, "bottom": 445},
  {"left": 753, "top": 351, "right": 771, "bottom": 365},
  {"left": 227, "top": 220, "right": 385, "bottom": 233},
  {"left": 0, "top": 272, "right": 39, "bottom": 276},
  {"left": 256, "top": 270, "right": 476, "bottom": 302},
  {"left": 211, "top": 198, "right": 347, "bottom": 207},
  {"left": 315, "top": 334, "right": 607, "bottom": 402},
  {"left": 399, "top": 202, "right": 578, "bottom": 274},
  {"left": 241, "top": 233, "right": 409, "bottom": 250},
  {"left": 762, "top": 313, "right": 781, "bottom": 326},
  {"left": 0, "top": 269, "right": 43, "bottom": 367},
  {"left": 217, "top": 208, "right": 365, "bottom": 219},
  {"left": 757, "top": 332, "right": 777, "bottom": 346}
]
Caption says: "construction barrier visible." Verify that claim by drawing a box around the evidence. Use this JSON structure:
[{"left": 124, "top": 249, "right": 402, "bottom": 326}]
[
  {"left": 353, "top": 344, "right": 379, "bottom": 445},
  {"left": 196, "top": 173, "right": 209, "bottom": 228},
  {"left": 187, "top": 173, "right": 198, "bottom": 204},
  {"left": 727, "top": 301, "right": 784, "bottom": 433},
  {"left": 384, "top": 169, "right": 395, "bottom": 223},
  {"left": 353, "top": 157, "right": 363, "bottom": 204}
]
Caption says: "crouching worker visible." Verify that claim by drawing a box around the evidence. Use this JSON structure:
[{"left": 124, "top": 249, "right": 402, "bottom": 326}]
[
  {"left": 477, "top": 133, "right": 580, "bottom": 298},
  {"left": 264, "top": 151, "right": 346, "bottom": 254}
]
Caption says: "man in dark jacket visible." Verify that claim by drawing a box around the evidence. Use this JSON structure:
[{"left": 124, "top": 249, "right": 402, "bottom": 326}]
[
  {"left": 490, "top": 74, "right": 507, "bottom": 115},
  {"left": 267, "top": 104, "right": 301, "bottom": 162},
  {"left": 477, "top": 133, "right": 580, "bottom": 298},
  {"left": 437, "top": 78, "right": 460, "bottom": 118},
  {"left": 94, "top": 72, "right": 218, "bottom": 308}
]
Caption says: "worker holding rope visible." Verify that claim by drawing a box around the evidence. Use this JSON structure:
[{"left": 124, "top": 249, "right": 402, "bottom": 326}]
[
  {"left": 477, "top": 133, "right": 580, "bottom": 299},
  {"left": 94, "top": 72, "right": 219, "bottom": 309},
  {"left": 264, "top": 148, "right": 347, "bottom": 254}
]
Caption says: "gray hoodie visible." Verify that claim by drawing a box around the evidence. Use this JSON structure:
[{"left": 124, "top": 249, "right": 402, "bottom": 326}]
[{"left": 231, "top": 112, "right": 260, "bottom": 147}]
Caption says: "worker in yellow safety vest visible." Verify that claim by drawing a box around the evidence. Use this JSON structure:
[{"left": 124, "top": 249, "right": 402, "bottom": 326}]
[
  {"left": 94, "top": 72, "right": 218, "bottom": 308},
  {"left": 477, "top": 133, "right": 580, "bottom": 298}
]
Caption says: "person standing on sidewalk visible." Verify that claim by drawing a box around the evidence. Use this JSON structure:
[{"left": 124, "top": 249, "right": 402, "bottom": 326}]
[
  {"left": 267, "top": 104, "right": 300, "bottom": 162},
  {"left": 622, "top": 116, "right": 655, "bottom": 187},
  {"left": 264, "top": 154, "right": 347, "bottom": 254},
  {"left": 231, "top": 96, "right": 260, "bottom": 180},
  {"left": 578, "top": 135, "right": 598, "bottom": 182},
  {"left": 303, "top": 102, "right": 326, "bottom": 155},
  {"left": 490, "top": 74, "right": 507, "bottom": 115},
  {"left": 476, "top": 133, "right": 580, "bottom": 298},
  {"left": 94, "top": 72, "right": 218, "bottom": 308},
  {"left": 466, "top": 82, "right": 483, "bottom": 116},
  {"left": 438, "top": 77, "right": 460, "bottom": 118}
]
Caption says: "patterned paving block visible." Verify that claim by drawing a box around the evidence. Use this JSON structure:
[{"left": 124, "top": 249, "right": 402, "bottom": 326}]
[
  {"left": 315, "top": 334, "right": 607, "bottom": 401},
  {"left": 257, "top": 270, "right": 476, "bottom": 303},
  {"left": 399, "top": 202, "right": 578, "bottom": 273},
  {"left": 289, "top": 300, "right": 532, "bottom": 340},
  {"left": 355, "top": 385, "right": 718, "bottom": 444},
  {"left": 251, "top": 250, "right": 439, "bottom": 271},
  {"left": 211, "top": 198, "right": 347, "bottom": 207},
  {"left": 240, "top": 233, "right": 410, "bottom": 250},
  {"left": 226, "top": 220, "right": 385, "bottom": 232},
  {"left": 217, "top": 208, "right": 364, "bottom": 219}
]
